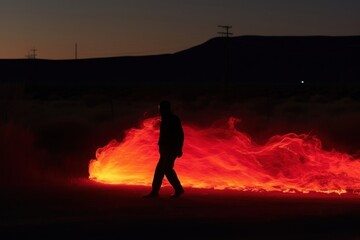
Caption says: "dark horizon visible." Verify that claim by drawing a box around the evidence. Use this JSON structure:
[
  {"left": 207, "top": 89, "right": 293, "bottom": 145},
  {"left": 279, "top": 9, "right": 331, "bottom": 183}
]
[
  {"left": 2, "top": 35, "right": 360, "bottom": 88},
  {"left": 1, "top": 34, "right": 360, "bottom": 61},
  {"left": 2, "top": 0, "right": 360, "bottom": 59}
]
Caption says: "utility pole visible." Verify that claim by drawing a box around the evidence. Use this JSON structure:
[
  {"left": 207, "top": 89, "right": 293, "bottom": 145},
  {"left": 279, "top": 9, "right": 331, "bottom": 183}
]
[
  {"left": 217, "top": 25, "right": 233, "bottom": 38},
  {"left": 217, "top": 25, "right": 233, "bottom": 88},
  {"left": 75, "top": 42, "right": 78, "bottom": 60},
  {"left": 26, "top": 48, "right": 37, "bottom": 59}
]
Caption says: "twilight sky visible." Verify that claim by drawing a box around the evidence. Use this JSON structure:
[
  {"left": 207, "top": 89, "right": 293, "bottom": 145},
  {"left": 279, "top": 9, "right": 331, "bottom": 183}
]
[{"left": 1, "top": 0, "right": 359, "bottom": 59}]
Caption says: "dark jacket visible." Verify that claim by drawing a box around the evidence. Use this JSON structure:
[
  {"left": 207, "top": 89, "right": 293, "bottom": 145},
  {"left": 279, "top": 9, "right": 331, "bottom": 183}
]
[{"left": 158, "top": 113, "right": 184, "bottom": 156}]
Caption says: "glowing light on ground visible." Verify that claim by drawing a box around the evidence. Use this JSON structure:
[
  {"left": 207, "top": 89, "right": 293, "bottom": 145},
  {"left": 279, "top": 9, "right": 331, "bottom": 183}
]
[{"left": 89, "top": 117, "right": 360, "bottom": 194}]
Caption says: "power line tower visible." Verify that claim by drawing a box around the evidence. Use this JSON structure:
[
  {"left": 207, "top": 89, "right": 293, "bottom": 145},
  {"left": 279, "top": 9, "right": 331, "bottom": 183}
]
[
  {"left": 217, "top": 25, "right": 233, "bottom": 38},
  {"left": 25, "top": 48, "right": 37, "bottom": 59},
  {"left": 75, "top": 42, "right": 78, "bottom": 60},
  {"left": 217, "top": 25, "right": 233, "bottom": 89}
]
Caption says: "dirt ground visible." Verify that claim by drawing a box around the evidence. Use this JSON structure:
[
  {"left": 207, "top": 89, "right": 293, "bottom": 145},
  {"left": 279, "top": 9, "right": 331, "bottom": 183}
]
[
  {"left": 1, "top": 178, "right": 359, "bottom": 240},
  {"left": 2, "top": 83, "right": 360, "bottom": 239}
]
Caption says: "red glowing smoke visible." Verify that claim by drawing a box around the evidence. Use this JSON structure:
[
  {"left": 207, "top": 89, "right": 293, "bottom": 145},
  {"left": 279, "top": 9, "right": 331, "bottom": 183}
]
[{"left": 88, "top": 117, "right": 360, "bottom": 194}]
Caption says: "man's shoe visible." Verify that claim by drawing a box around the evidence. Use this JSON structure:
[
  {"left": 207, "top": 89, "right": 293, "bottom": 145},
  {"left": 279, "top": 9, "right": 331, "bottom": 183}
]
[
  {"left": 170, "top": 189, "right": 184, "bottom": 198},
  {"left": 143, "top": 192, "right": 159, "bottom": 198}
]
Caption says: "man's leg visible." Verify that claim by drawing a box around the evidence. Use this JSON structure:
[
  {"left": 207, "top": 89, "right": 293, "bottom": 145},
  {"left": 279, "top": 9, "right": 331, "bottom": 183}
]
[
  {"left": 166, "top": 169, "right": 184, "bottom": 195},
  {"left": 144, "top": 158, "right": 165, "bottom": 198},
  {"left": 151, "top": 159, "right": 166, "bottom": 193},
  {"left": 164, "top": 157, "right": 184, "bottom": 197}
]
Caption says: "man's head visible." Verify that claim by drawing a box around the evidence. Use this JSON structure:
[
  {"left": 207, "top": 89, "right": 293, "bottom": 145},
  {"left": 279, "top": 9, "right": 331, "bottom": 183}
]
[{"left": 159, "top": 100, "right": 171, "bottom": 116}]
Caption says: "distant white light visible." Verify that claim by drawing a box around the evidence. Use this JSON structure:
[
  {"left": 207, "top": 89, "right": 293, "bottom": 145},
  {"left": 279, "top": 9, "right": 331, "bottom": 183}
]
[{"left": 301, "top": 81, "right": 304, "bottom": 84}]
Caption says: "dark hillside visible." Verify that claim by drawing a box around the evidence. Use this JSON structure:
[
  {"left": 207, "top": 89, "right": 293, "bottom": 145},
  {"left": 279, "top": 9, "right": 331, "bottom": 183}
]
[{"left": 1, "top": 36, "right": 360, "bottom": 89}]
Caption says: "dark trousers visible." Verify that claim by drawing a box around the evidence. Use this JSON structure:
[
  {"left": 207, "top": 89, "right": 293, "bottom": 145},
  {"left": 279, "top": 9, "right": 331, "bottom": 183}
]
[{"left": 151, "top": 153, "right": 183, "bottom": 193}]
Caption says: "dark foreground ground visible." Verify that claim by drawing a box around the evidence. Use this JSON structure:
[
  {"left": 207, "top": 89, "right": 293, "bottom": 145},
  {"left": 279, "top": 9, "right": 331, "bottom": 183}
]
[
  {"left": 2, "top": 83, "right": 360, "bottom": 240},
  {"left": 1, "top": 178, "right": 359, "bottom": 240}
]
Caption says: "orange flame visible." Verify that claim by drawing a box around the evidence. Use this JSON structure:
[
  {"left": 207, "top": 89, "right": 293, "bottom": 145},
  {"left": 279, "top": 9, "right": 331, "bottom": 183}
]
[{"left": 89, "top": 117, "right": 360, "bottom": 194}]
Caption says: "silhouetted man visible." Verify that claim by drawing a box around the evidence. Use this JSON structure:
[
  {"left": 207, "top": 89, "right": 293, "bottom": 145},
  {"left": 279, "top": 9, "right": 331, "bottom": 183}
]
[{"left": 144, "top": 100, "right": 185, "bottom": 198}]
